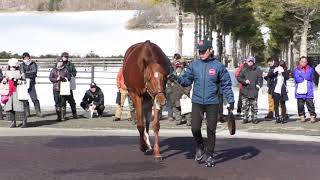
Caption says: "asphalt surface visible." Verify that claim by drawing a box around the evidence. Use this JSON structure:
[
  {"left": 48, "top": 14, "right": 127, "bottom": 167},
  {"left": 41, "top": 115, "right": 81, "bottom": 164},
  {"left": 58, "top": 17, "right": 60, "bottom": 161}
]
[{"left": 0, "top": 135, "right": 319, "bottom": 180}]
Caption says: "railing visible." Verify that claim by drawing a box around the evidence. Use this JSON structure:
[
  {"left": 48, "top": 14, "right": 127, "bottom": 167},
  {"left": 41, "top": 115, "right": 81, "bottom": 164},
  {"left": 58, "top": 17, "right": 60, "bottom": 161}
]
[{"left": 0, "top": 57, "right": 194, "bottom": 86}]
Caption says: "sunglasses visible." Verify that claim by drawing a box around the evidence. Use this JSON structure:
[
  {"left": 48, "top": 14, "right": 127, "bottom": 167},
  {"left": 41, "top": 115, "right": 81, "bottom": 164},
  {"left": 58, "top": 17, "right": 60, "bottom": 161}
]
[{"left": 247, "top": 60, "right": 254, "bottom": 63}]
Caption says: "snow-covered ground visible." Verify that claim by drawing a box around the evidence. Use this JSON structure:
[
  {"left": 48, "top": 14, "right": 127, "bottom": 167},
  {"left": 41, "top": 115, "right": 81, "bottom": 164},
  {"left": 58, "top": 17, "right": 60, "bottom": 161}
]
[{"left": 0, "top": 11, "right": 195, "bottom": 57}]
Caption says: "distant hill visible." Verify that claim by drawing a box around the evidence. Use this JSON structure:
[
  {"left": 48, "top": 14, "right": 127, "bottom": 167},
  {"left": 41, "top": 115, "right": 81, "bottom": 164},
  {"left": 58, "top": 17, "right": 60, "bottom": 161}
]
[{"left": 0, "top": 0, "right": 139, "bottom": 11}]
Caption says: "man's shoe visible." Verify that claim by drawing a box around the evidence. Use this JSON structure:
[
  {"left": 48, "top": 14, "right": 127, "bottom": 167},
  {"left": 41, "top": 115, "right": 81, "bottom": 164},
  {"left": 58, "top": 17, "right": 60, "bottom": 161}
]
[
  {"left": 300, "top": 116, "right": 306, "bottom": 123},
  {"left": 310, "top": 116, "right": 317, "bottom": 123},
  {"left": 114, "top": 118, "right": 120, "bottom": 121},
  {"left": 194, "top": 145, "right": 205, "bottom": 163},
  {"left": 168, "top": 117, "right": 175, "bottom": 121},
  {"left": 204, "top": 155, "right": 215, "bottom": 167}
]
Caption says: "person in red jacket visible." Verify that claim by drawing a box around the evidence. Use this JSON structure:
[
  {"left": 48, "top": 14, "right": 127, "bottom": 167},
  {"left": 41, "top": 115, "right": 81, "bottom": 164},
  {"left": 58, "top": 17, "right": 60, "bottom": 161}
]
[
  {"left": 114, "top": 67, "right": 134, "bottom": 121},
  {"left": 235, "top": 60, "right": 245, "bottom": 114}
]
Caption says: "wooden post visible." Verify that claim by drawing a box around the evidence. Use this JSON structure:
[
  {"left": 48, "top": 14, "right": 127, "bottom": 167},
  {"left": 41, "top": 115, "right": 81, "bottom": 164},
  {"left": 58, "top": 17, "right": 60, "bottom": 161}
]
[{"left": 91, "top": 65, "right": 95, "bottom": 83}]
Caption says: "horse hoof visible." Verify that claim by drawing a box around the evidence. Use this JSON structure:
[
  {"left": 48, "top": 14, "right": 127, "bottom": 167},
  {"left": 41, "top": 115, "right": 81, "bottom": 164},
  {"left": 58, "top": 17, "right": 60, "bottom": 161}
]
[
  {"left": 154, "top": 155, "right": 163, "bottom": 162},
  {"left": 144, "top": 149, "right": 153, "bottom": 156}
]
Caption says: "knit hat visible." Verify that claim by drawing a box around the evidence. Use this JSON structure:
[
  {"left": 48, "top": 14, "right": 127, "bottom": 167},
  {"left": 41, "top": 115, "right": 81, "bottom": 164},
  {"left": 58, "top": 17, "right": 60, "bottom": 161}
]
[
  {"left": 8, "top": 58, "right": 19, "bottom": 67},
  {"left": 90, "top": 82, "right": 97, "bottom": 88},
  {"left": 245, "top": 56, "right": 256, "bottom": 63}
]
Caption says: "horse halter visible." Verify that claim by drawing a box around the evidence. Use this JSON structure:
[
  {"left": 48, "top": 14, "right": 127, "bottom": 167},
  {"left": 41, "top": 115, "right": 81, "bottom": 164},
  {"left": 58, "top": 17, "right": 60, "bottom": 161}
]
[{"left": 145, "top": 80, "right": 164, "bottom": 100}]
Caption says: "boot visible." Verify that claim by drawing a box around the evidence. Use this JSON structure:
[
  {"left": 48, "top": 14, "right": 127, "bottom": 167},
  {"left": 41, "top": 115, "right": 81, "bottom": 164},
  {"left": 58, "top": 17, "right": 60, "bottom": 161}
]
[
  {"left": 310, "top": 116, "right": 317, "bottom": 123},
  {"left": 71, "top": 105, "right": 78, "bottom": 119},
  {"left": 300, "top": 116, "right": 306, "bottom": 123},
  {"left": 25, "top": 101, "right": 30, "bottom": 117},
  {"left": 61, "top": 107, "right": 66, "bottom": 121},
  {"left": 275, "top": 116, "right": 281, "bottom": 124},
  {"left": 264, "top": 111, "right": 273, "bottom": 119},
  {"left": 56, "top": 107, "right": 62, "bottom": 121},
  {"left": 34, "top": 100, "right": 43, "bottom": 118},
  {"left": 0, "top": 106, "right": 3, "bottom": 120},
  {"left": 280, "top": 116, "right": 287, "bottom": 124},
  {"left": 10, "top": 120, "right": 16, "bottom": 128},
  {"left": 21, "top": 118, "right": 27, "bottom": 128}
]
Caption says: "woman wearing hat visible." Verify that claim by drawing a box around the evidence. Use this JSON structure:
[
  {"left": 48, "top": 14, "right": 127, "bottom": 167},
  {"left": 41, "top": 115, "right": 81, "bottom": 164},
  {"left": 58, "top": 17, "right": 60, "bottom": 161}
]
[
  {"left": 49, "top": 57, "right": 71, "bottom": 121},
  {"left": 3, "top": 58, "right": 28, "bottom": 128}
]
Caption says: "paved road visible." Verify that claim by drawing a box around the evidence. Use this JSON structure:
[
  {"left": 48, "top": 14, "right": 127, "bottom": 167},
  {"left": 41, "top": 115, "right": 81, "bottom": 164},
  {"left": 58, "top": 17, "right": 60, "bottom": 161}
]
[{"left": 0, "top": 135, "right": 319, "bottom": 180}]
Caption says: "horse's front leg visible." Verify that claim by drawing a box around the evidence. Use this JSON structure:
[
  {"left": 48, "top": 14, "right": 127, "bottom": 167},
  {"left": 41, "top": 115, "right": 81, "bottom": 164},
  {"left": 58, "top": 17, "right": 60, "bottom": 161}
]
[
  {"left": 143, "top": 100, "right": 153, "bottom": 155},
  {"left": 153, "top": 106, "right": 162, "bottom": 161},
  {"left": 130, "top": 93, "right": 148, "bottom": 152}
]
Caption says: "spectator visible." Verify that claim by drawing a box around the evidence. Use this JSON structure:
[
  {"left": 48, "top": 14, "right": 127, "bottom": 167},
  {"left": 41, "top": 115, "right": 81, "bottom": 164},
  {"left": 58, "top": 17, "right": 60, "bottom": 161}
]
[
  {"left": 20, "top": 52, "right": 43, "bottom": 117},
  {"left": 293, "top": 56, "right": 317, "bottom": 123},
  {"left": 80, "top": 82, "right": 105, "bottom": 118},
  {"left": 263, "top": 57, "right": 277, "bottom": 119},
  {"left": 237, "top": 56, "right": 263, "bottom": 124},
  {"left": 166, "top": 61, "right": 192, "bottom": 126},
  {"left": 49, "top": 57, "right": 71, "bottom": 121},
  {"left": 114, "top": 67, "right": 131, "bottom": 121},
  {"left": 61, "top": 52, "right": 78, "bottom": 119},
  {"left": 3, "top": 58, "right": 27, "bottom": 128},
  {"left": 269, "top": 60, "right": 289, "bottom": 123},
  {"left": 234, "top": 59, "right": 246, "bottom": 114}
]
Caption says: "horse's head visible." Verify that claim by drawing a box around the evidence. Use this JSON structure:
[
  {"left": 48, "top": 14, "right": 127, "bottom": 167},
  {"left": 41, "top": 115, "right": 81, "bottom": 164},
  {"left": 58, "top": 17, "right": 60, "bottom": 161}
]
[{"left": 144, "top": 63, "right": 167, "bottom": 106}]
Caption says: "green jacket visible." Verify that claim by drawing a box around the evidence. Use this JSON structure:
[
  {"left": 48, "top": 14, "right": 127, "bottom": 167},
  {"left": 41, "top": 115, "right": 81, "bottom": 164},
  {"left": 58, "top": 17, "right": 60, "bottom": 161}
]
[{"left": 65, "top": 61, "right": 77, "bottom": 77}]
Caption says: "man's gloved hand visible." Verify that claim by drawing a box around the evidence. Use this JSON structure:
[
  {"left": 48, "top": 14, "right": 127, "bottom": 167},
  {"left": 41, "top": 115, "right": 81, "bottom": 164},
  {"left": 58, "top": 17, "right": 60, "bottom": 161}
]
[
  {"left": 167, "top": 73, "right": 177, "bottom": 82},
  {"left": 227, "top": 103, "right": 234, "bottom": 110}
]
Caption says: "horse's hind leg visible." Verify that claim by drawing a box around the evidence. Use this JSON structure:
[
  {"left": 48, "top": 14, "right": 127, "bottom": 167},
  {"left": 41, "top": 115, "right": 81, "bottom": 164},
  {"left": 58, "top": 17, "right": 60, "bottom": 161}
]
[{"left": 130, "top": 93, "right": 149, "bottom": 152}]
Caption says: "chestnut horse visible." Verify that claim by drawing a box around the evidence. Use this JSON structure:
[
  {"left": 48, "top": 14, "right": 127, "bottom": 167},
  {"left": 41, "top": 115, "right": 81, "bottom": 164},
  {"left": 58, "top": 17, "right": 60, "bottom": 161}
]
[{"left": 123, "top": 40, "right": 172, "bottom": 161}]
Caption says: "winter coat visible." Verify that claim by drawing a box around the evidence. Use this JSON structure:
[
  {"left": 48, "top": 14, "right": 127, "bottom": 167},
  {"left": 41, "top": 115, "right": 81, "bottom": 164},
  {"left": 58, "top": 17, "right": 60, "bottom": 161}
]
[
  {"left": 268, "top": 67, "right": 289, "bottom": 101},
  {"left": 264, "top": 65, "right": 276, "bottom": 94},
  {"left": 82, "top": 86, "right": 104, "bottom": 107},
  {"left": 167, "top": 69, "right": 192, "bottom": 107},
  {"left": 235, "top": 63, "right": 244, "bottom": 90},
  {"left": 64, "top": 61, "right": 77, "bottom": 77},
  {"left": 177, "top": 58, "right": 234, "bottom": 105},
  {"left": 116, "top": 67, "right": 127, "bottom": 90},
  {"left": 3, "top": 71, "right": 24, "bottom": 112},
  {"left": 20, "top": 61, "right": 38, "bottom": 85},
  {"left": 293, "top": 65, "right": 314, "bottom": 99},
  {"left": 49, "top": 66, "right": 71, "bottom": 91},
  {"left": 237, "top": 64, "right": 263, "bottom": 99}
]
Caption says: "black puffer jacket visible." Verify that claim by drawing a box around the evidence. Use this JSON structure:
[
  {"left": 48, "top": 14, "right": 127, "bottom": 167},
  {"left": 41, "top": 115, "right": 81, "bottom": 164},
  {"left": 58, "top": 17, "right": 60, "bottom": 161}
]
[
  {"left": 82, "top": 86, "right": 104, "bottom": 106},
  {"left": 237, "top": 64, "right": 263, "bottom": 99},
  {"left": 264, "top": 65, "right": 276, "bottom": 94}
]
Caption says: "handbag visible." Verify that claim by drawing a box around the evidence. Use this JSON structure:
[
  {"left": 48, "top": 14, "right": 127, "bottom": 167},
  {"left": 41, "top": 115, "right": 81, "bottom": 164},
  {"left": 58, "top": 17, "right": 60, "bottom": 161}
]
[
  {"left": 70, "top": 76, "right": 76, "bottom": 90},
  {"left": 17, "top": 81, "right": 29, "bottom": 100},
  {"left": 180, "top": 96, "right": 192, "bottom": 115},
  {"left": 60, "top": 79, "right": 71, "bottom": 96},
  {"left": 0, "top": 79, "right": 9, "bottom": 96},
  {"left": 116, "top": 90, "right": 121, "bottom": 105},
  {"left": 297, "top": 80, "right": 308, "bottom": 94}
]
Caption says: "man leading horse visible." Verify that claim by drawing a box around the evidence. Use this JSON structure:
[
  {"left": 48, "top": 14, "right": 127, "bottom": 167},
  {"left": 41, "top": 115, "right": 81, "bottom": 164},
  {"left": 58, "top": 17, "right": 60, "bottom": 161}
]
[{"left": 169, "top": 39, "right": 235, "bottom": 167}]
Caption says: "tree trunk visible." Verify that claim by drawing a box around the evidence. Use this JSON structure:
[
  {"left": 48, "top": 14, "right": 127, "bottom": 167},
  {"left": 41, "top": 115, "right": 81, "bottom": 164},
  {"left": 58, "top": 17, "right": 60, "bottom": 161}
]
[
  {"left": 194, "top": 14, "right": 199, "bottom": 59},
  {"left": 300, "top": 18, "right": 310, "bottom": 56},
  {"left": 175, "top": 1, "right": 183, "bottom": 55},
  {"left": 198, "top": 15, "right": 202, "bottom": 41}
]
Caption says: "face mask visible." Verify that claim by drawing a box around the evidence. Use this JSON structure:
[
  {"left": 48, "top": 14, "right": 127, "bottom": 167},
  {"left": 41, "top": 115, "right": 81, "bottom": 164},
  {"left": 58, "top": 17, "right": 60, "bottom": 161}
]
[{"left": 57, "top": 62, "right": 63, "bottom": 68}]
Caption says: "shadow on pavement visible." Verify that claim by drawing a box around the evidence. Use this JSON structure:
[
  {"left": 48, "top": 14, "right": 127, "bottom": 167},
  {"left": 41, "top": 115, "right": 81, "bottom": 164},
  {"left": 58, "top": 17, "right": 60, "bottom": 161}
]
[{"left": 160, "top": 137, "right": 261, "bottom": 163}]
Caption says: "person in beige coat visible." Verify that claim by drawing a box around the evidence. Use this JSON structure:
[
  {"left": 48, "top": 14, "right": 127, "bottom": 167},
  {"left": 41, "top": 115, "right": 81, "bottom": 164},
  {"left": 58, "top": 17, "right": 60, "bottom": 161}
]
[{"left": 3, "top": 58, "right": 27, "bottom": 128}]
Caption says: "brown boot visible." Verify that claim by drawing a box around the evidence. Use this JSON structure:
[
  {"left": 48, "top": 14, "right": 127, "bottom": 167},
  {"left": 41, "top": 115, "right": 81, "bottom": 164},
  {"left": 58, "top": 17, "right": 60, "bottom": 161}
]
[
  {"left": 310, "top": 116, "right": 317, "bottom": 123},
  {"left": 300, "top": 116, "right": 306, "bottom": 123}
]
